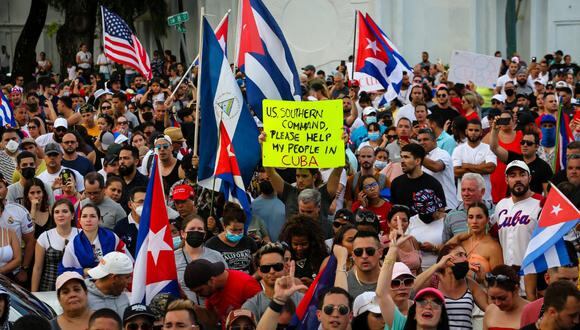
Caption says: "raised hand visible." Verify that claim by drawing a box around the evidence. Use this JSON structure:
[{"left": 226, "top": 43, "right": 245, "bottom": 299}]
[{"left": 273, "top": 261, "right": 308, "bottom": 303}]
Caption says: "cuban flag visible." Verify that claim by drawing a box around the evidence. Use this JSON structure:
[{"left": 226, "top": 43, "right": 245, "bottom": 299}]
[
  {"left": 130, "top": 155, "right": 179, "bottom": 304},
  {"left": 521, "top": 184, "right": 580, "bottom": 275},
  {"left": 236, "top": 0, "right": 301, "bottom": 120},
  {"left": 198, "top": 17, "right": 259, "bottom": 227},
  {"left": 364, "top": 13, "right": 413, "bottom": 101},
  {"left": 193, "top": 11, "right": 229, "bottom": 65},
  {"left": 355, "top": 11, "right": 407, "bottom": 102},
  {"left": 0, "top": 90, "right": 16, "bottom": 127},
  {"left": 290, "top": 255, "right": 337, "bottom": 329},
  {"left": 553, "top": 101, "right": 574, "bottom": 173}
]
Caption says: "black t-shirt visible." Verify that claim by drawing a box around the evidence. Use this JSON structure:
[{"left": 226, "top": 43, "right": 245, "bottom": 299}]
[
  {"left": 507, "top": 152, "right": 553, "bottom": 195},
  {"left": 390, "top": 173, "right": 446, "bottom": 216},
  {"left": 280, "top": 182, "right": 333, "bottom": 220},
  {"left": 205, "top": 236, "right": 257, "bottom": 273},
  {"left": 429, "top": 105, "right": 460, "bottom": 128},
  {"left": 520, "top": 323, "right": 537, "bottom": 330}
]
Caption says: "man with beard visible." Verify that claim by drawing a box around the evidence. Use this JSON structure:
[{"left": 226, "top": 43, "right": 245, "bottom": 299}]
[
  {"left": 114, "top": 186, "right": 146, "bottom": 257},
  {"left": 118, "top": 145, "right": 147, "bottom": 211},
  {"left": 491, "top": 160, "right": 541, "bottom": 299},
  {"left": 396, "top": 84, "right": 424, "bottom": 123},
  {"left": 7, "top": 151, "right": 54, "bottom": 206},
  {"left": 515, "top": 68, "right": 533, "bottom": 96},
  {"left": 60, "top": 132, "right": 95, "bottom": 176},
  {"left": 35, "top": 117, "right": 69, "bottom": 149},
  {"left": 520, "top": 280, "right": 580, "bottom": 330},
  {"left": 452, "top": 119, "right": 497, "bottom": 202},
  {"left": 495, "top": 58, "right": 519, "bottom": 94},
  {"left": 390, "top": 143, "right": 446, "bottom": 217},
  {"left": 184, "top": 259, "right": 261, "bottom": 324},
  {"left": 251, "top": 168, "right": 286, "bottom": 242},
  {"left": 344, "top": 146, "right": 387, "bottom": 209}
]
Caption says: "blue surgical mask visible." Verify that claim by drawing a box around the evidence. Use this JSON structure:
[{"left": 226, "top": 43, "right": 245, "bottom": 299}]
[
  {"left": 226, "top": 230, "right": 243, "bottom": 243},
  {"left": 172, "top": 236, "right": 182, "bottom": 249},
  {"left": 541, "top": 127, "right": 556, "bottom": 147},
  {"left": 365, "top": 116, "right": 377, "bottom": 125},
  {"left": 374, "top": 160, "right": 388, "bottom": 170},
  {"left": 368, "top": 132, "right": 380, "bottom": 141}
]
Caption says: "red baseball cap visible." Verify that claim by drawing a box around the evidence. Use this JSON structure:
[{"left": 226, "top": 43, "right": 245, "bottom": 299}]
[
  {"left": 348, "top": 80, "right": 360, "bottom": 88},
  {"left": 172, "top": 184, "right": 194, "bottom": 201}
]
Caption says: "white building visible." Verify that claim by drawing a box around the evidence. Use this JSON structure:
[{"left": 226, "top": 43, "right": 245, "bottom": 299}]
[{"left": 1, "top": 0, "right": 578, "bottom": 76}]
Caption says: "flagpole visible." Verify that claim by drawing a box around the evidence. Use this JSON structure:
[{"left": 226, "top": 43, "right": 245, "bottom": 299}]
[
  {"left": 193, "top": 7, "right": 205, "bottom": 157},
  {"left": 209, "top": 111, "right": 223, "bottom": 218},
  {"left": 351, "top": 10, "right": 358, "bottom": 81},
  {"left": 552, "top": 97, "right": 563, "bottom": 171},
  {"left": 233, "top": 0, "right": 242, "bottom": 70}
]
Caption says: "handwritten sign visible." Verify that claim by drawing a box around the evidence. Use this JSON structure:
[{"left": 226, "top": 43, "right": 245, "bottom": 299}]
[
  {"left": 262, "top": 99, "right": 345, "bottom": 168},
  {"left": 448, "top": 50, "right": 502, "bottom": 88},
  {"left": 346, "top": 62, "right": 384, "bottom": 92}
]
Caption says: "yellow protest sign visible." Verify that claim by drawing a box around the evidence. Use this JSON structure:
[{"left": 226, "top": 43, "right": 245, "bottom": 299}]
[{"left": 262, "top": 99, "right": 345, "bottom": 168}]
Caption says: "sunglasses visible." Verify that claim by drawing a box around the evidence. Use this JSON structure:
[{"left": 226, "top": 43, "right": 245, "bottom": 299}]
[
  {"left": 436, "top": 94, "right": 448, "bottom": 98},
  {"left": 155, "top": 144, "right": 170, "bottom": 150},
  {"left": 127, "top": 323, "right": 152, "bottom": 330},
  {"left": 353, "top": 247, "right": 376, "bottom": 257},
  {"left": 520, "top": 140, "right": 535, "bottom": 146},
  {"left": 322, "top": 304, "right": 350, "bottom": 316},
  {"left": 391, "top": 277, "right": 414, "bottom": 289},
  {"left": 415, "top": 298, "right": 442, "bottom": 310},
  {"left": 55, "top": 127, "right": 67, "bottom": 132},
  {"left": 332, "top": 221, "right": 346, "bottom": 229},
  {"left": 259, "top": 263, "right": 284, "bottom": 273},
  {"left": 356, "top": 214, "right": 376, "bottom": 224},
  {"left": 485, "top": 273, "right": 515, "bottom": 287}
]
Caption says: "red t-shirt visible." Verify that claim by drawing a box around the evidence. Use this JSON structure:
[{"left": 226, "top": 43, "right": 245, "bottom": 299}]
[
  {"left": 490, "top": 130, "right": 523, "bottom": 203},
  {"left": 351, "top": 200, "right": 392, "bottom": 234},
  {"left": 464, "top": 111, "right": 480, "bottom": 121},
  {"left": 520, "top": 297, "right": 543, "bottom": 327},
  {"left": 206, "top": 270, "right": 262, "bottom": 323}
]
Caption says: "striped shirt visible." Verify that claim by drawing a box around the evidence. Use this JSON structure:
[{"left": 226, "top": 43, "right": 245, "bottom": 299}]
[{"left": 445, "top": 288, "right": 474, "bottom": 330}]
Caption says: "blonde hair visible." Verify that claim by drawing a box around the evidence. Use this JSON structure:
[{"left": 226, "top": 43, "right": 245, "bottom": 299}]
[
  {"left": 166, "top": 299, "right": 198, "bottom": 324},
  {"left": 462, "top": 92, "right": 478, "bottom": 108}
]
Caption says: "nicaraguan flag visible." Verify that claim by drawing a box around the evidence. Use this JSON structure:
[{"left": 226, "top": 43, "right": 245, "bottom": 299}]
[
  {"left": 193, "top": 11, "right": 229, "bottom": 66},
  {"left": 130, "top": 155, "right": 179, "bottom": 304},
  {"left": 236, "top": 0, "right": 301, "bottom": 120}
]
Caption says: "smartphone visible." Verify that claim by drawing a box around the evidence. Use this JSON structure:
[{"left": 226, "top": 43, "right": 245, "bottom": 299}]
[
  {"left": 60, "top": 171, "right": 71, "bottom": 184},
  {"left": 496, "top": 117, "right": 511, "bottom": 126},
  {"left": 532, "top": 57, "right": 537, "bottom": 62}
]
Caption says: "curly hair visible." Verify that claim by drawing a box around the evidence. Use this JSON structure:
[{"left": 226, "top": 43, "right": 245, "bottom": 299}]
[{"left": 279, "top": 215, "right": 328, "bottom": 270}]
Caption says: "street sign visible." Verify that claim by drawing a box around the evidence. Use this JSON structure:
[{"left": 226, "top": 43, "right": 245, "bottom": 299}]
[
  {"left": 167, "top": 11, "right": 189, "bottom": 26},
  {"left": 176, "top": 25, "right": 186, "bottom": 33}
]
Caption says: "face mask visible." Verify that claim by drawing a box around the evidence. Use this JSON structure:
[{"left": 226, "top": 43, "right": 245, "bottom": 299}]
[
  {"left": 365, "top": 116, "right": 377, "bottom": 125},
  {"left": 374, "top": 160, "right": 388, "bottom": 170},
  {"left": 21, "top": 167, "right": 36, "bottom": 180},
  {"left": 505, "top": 89, "right": 515, "bottom": 97},
  {"left": 451, "top": 261, "right": 470, "bottom": 280},
  {"left": 135, "top": 205, "right": 143, "bottom": 217},
  {"left": 225, "top": 230, "right": 243, "bottom": 243},
  {"left": 5, "top": 140, "right": 18, "bottom": 153},
  {"left": 259, "top": 180, "right": 274, "bottom": 195},
  {"left": 541, "top": 127, "right": 556, "bottom": 147},
  {"left": 172, "top": 236, "right": 182, "bottom": 249},
  {"left": 418, "top": 213, "right": 435, "bottom": 224},
  {"left": 141, "top": 112, "right": 153, "bottom": 122},
  {"left": 186, "top": 231, "right": 205, "bottom": 248},
  {"left": 368, "top": 132, "right": 380, "bottom": 141}
]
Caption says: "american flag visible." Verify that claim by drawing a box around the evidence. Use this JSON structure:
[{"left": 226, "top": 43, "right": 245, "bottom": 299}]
[{"left": 101, "top": 6, "right": 152, "bottom": 80}]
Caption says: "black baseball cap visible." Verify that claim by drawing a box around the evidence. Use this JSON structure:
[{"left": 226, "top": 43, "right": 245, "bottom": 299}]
[
  {"left": 123, "top": 303, "right": 156, "bottom": 323},
  {"left": 184, "top": 259, "right": 225, "bottom": 289}
]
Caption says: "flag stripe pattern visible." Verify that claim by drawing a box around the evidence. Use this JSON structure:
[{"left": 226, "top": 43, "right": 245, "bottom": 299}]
[
  {"left": 193, "top": 12, "right": 229, "bottom": 66},
  {"left": 236, "top": 0, "right": 301, "bottom": 120},
  {"left": 101, "top": 6, "right": 152, "bottom": 80},
  {"left": 0, "top": 90, "right": 15, "bottom": 127}
]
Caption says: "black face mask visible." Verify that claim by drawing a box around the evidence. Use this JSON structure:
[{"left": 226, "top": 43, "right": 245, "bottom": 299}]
[
  {"left": 186, "top": 231, "right": 205, "bottom": 248},
  {"left": 418, "top": 213, "right": 435, "bottom": 224},
  {"left": 141, "top": 112, "right": 153, "bottom": 122},
  {"left": 451, "top": 261, "right": 470, "bottom": 280},
  {"left": 505, "top": 89, "right": 515, "bottom": 97},
  {"left": 21, "top": 167, "right": 36, "bottom": 180},
  {"left": 259, "top": 180, "right": 274, "bottom": 195}
]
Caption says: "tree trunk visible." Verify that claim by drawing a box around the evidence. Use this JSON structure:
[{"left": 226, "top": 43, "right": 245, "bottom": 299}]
[
  {"left": 56, "top": 0, "right": 98, "bottom": 78},
  {"left": 12, "top": 0, "right": 49, "bottom": 83}
]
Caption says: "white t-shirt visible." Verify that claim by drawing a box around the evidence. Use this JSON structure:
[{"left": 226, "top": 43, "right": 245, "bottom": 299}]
[
  {"left": 76, "top": 51, "right": 92, "bottom": 69},
  {"left": 452, "top": 142, "right": 497, "bottom": 201},
  {"left": 96, "top": 54, "right": 111, "bottom": 74},
  {"left": 37, "top": 167, "right": 85, "bottom": 192},
  {"left": 407, "top": 215, "right": 444, "bottom": 272},
  {"left": 0, "top": 203, "right": 34, "bottom": 242},
  {"left": 496, "top": 73, "right": 516, "bottom": 90},
  {"left": 423, "top": 147, "right": 458, "bottom": 210},
  {"left": 396, "top": 103, "right": 417, "bottom": 122},
  {"left": 37, "top": 228, "right": 80, "bottom": 251}
]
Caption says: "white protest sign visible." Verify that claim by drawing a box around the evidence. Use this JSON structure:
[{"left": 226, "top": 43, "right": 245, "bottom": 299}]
[
  {"left": 345, "top": 62, "right": 384, "bottom": 92},
  {"left": 448, "top": 50, "right": 502, "bottom": 88}
]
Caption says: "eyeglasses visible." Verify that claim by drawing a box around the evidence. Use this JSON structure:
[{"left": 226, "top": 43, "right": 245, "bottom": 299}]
[
  {"left": 55, "top": 127, "right": 68, "bottom": 132},
  {"left": 363, "top": 182, "right": 379, "bottom": 190},
  {"left": 332, "top": 221, "right": 345, "bottom": 229},
  {"left": 62, "top": 141, "right": 76, "bottom": 145},
  {"left": 485, "top": 273, "right": 515, "bottom": 287},
  {"left": 155, "top": 144, "right": 170, "bottom": 150},
  {"left": 436, "top": 94, "right": 448, "bottom": 98},
  {"left": 322, "top": 304, "right": 350, "bottom": 316},
  {"left": 415, "top": 298, "right": 442, "bottom": 310},
  {"left": 127, "top": 322, "right": 153, "bottom": 330},
  {"left": 259, "top": 263, "right": 284, "bottom": 273},
  {"left": 520, "top": 140, "right": 536, "bottom": 146},
  {"left": 391, "top": 277, "right": 414, "bottom": 289},
  {"left": 353, "top": 247, "right": 376, "bottom": 257}
]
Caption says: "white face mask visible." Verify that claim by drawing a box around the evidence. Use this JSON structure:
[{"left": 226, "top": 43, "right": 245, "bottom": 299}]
[
  {"left": 135, "top": 205, "right": 143, "bottom": 217},
  {"left": 5, "top": 140, "right": 18, "bottom": 153}
]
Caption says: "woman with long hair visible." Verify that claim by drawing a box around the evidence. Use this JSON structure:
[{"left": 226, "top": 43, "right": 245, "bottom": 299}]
[
  {"left": 31, "top": 199, "right": 80, "bottom": 291},
  {"left": 461, "top": 92, "right": 480, "bottom": 121},
  {"left": 23, "top": 177, "right": 53, "bottom": 239},
  {"left": 0, "top": 201, "right": 21, "bottom": 278},
  {"left": 279, "top": 215, "right": 328, "bottom": 287},
  {"left": 320, "top": 223, "right": 358, "bottom": 272}
]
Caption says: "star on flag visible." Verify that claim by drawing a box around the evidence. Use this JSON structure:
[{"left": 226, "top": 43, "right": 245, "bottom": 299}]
[
  {"left": 365, "top": 38, "right": 380, "bottom": 55},
  {"left": 550, "top": 204, "right": 562, "bottom": 216},
  {"left": 148, "top": 226, "right": 173, "bottom": 265}
]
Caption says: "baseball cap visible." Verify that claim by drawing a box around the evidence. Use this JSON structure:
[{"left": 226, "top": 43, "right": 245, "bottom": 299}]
[
  {"left": 302, "top": 64, "right": 315, "bottom": 71},
  {"left": 114, "top": 134, "right": 128, "bottom": 145},
  {"left": 348, "top": 80, "right": 360, "bottom": 88},
  {"left": 10, "top": 87, "right": 22, "bottom": 95},
  {"left": 392, "top": 262, "right": 415, "bottom": 279},
  {"left": 510, "top": 56, "right": 520, "bottom": 63},
  {"left": 516, "top": 111, "right": 535, "bottom": 131},
  {"left": 164, "top": 127, "right": 185, "bottom": 143},
  {"left": 79, "top": 103, "right": 94, "bottom": 114},
  {"left": 172, "top": 184, "right": 194, "bottom": 201},
  {"left": 225, "top": 310, "right": 257, "bottom": 328},
  {"left": 55, "top": 271, "right": 84, "bottom": 291},
  {"left": 491, "top": 94, "right": 505, "bottom": 103},
  {"left": 184, "top": 259, "right": 225, "bottom": 289},
  {"left": 103, "top": 153, "right": 118, "bottom": 166},
  {"left": 100, "top": 131, "right": 115, "bottom": 151},
  {"left": 505, "top": 160, "right": 530, "bottom": 175},
  {"left": 555, "top": 81, "right": 572, "bottom": 93},
  {"left": 94, "top": 89, "right": 112, "bottom": 100},
  {"left": 362, "top": 106, "right": 377, "bottom": 116},
  {"left": 546, "top": 81, "right": 555, "bottom": 88},
  {"left": 44, "top": 143, "right": 63, "bottom": 156},
  {"left": 54, "top": 117, "right": 68, "bottom": 129},
  {"left": 533, "top": 78, "right": 545, "bottom": 86},
  {"left": 415, "top": 288, "right": 445, "bottom": 303},
  {"left": 21, "top": 138, "right": 36, "bottom": 146},
  {"left": 123, "top": 303, "right": 156, "bottom": 323},
  {"left": 353, "top": 292, "right": 381, "bottom": 317},
  {"left": 87, "top": 251, "right": 134, "bottom": 279},
  {"left": 154, "top": 135, "right": 172, "bottom": 145}
]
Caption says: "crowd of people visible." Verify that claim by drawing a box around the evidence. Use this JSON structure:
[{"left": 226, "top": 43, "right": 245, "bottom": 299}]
[{"left": 0, "top": 42, "right": 578, "bottom": 330}]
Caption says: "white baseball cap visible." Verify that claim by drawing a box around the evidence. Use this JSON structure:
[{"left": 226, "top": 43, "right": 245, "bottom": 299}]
[
  {"left": 56, "top": 271, "right": 85, "bottom": 291},
  {"left": 505, "top": 160, "right": 530, "bottom": 175},
  {"left": 54, "top": 117, "right": 68, "bottom": 129},
  {"left": 362, "top": 106, "right": 377, "bottom": 116},
  {"left": 353, "top": 291, "right": 381, "bottom": 317},
  {"left": 491, "top": 94, "right": 506, "bottom": 103},
  {"left": 392, "top": 262, "right": 415, "bottom": 279},
  {"left": 88, "top": 252, "right": 133, "bottom": 279}
]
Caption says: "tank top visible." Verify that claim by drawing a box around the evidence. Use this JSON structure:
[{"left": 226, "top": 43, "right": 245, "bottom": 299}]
[
  {"left": 491, "top": 131, "right": 523, "bottom": 203},
  {"left": 0, "top": 228, "right": 14, "bottom": 269},
  {"left": 445, "top": 288, "right": 474, "bottom": 330}
]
